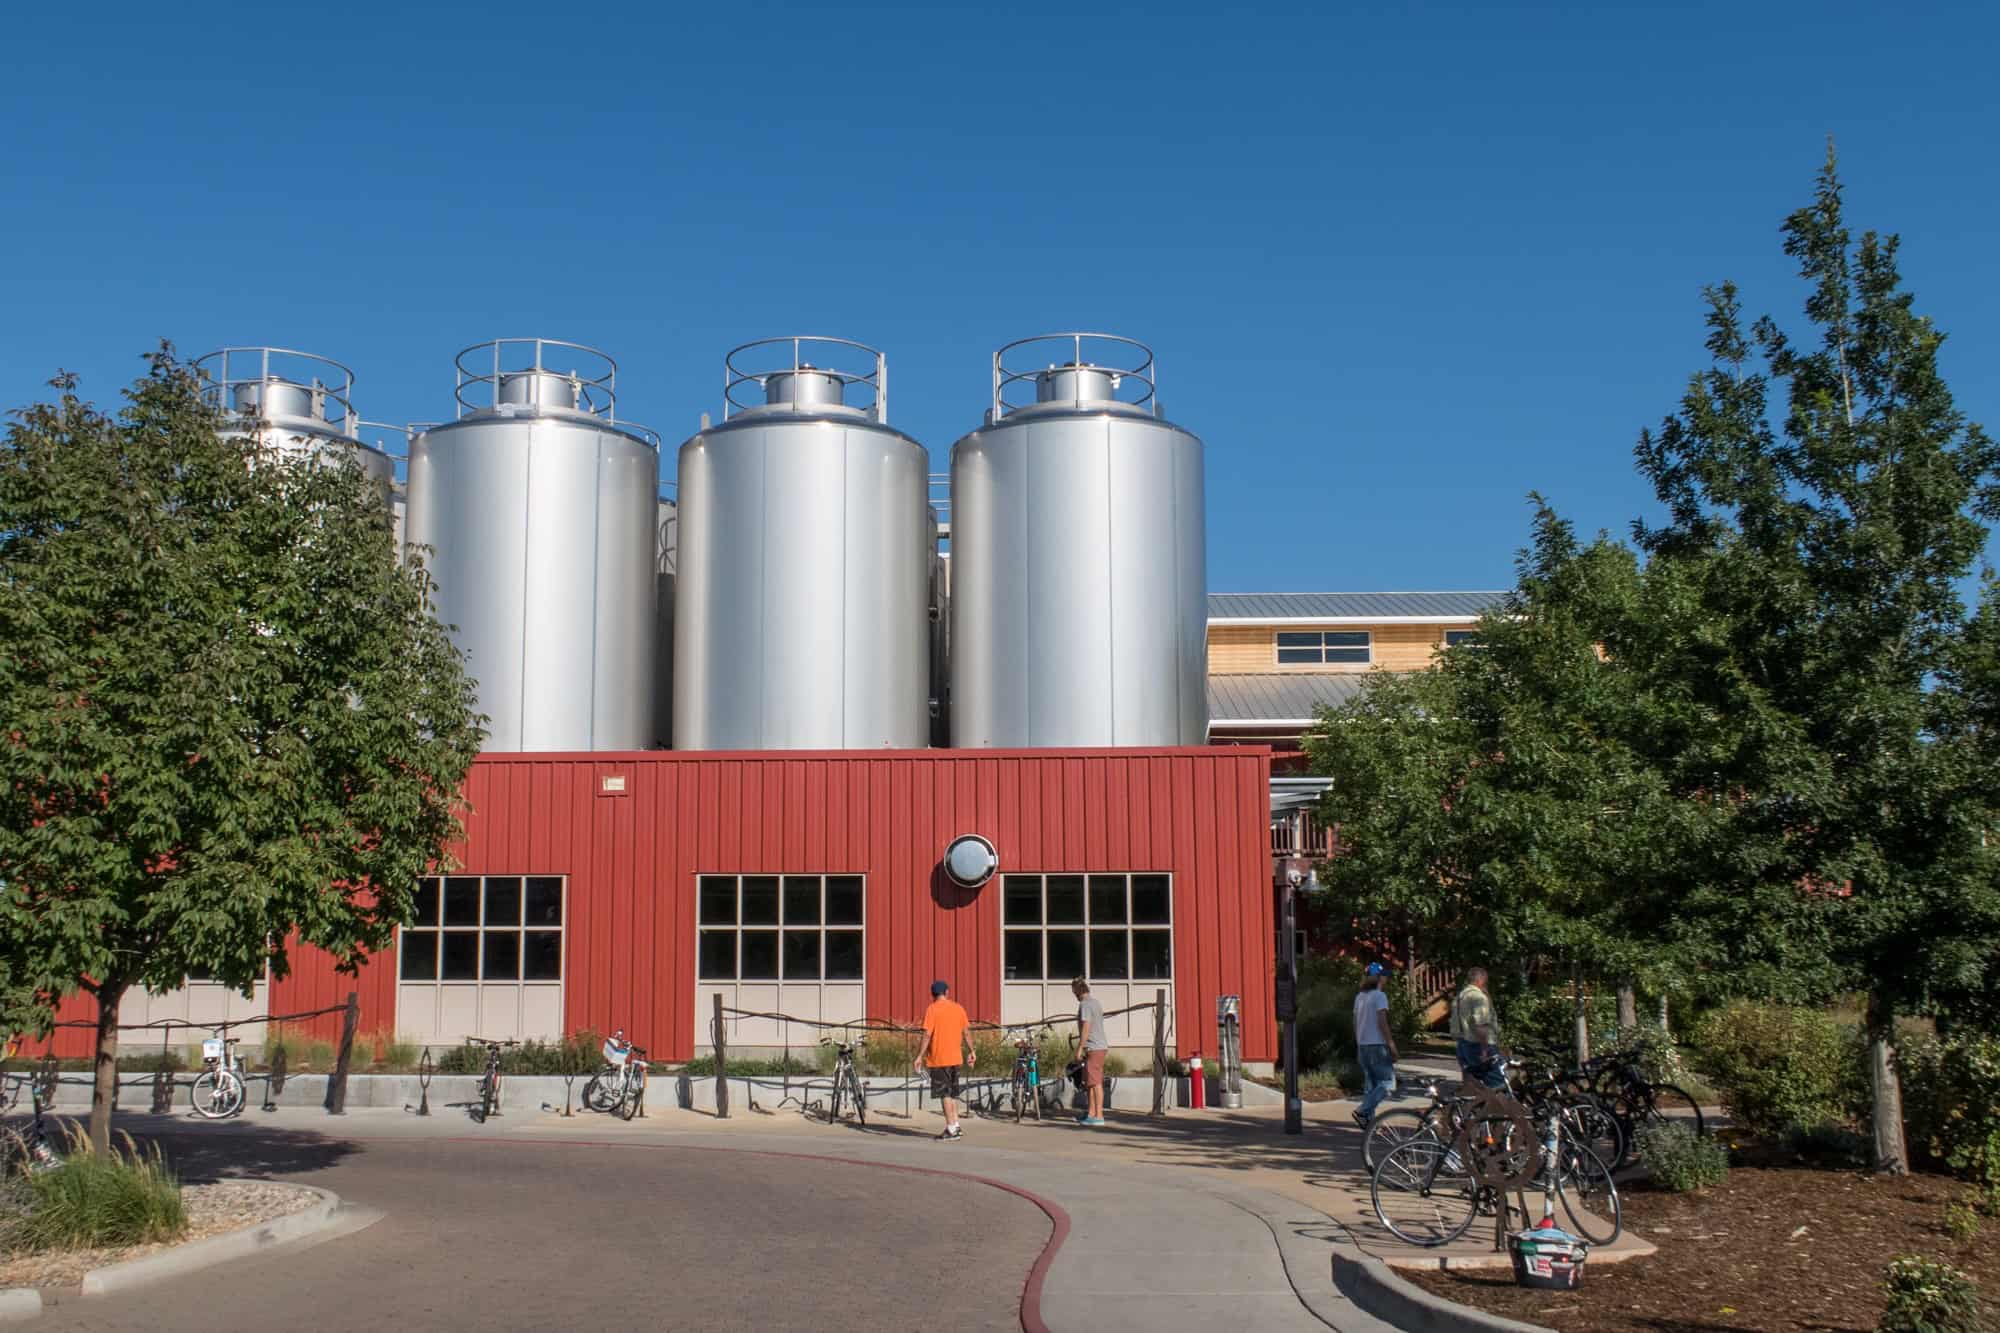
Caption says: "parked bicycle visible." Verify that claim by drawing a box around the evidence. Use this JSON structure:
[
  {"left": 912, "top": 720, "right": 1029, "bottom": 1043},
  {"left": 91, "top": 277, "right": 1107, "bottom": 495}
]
[
  {"left": 2, "top": 1054, "right": 64, "bottom": 1175},
  {"left": 468, "top": 1037, "right": 519, "bottom": 1123},
  {"left": 1575, "top": 1045, "right": 1705, "bottom": 1145},
  {"left": 192, "top": 1032, "right": 248, "bottom": 1120},
  {"left": 583, "top": 1029, "right": 650, "bottom": 1120},
  {"left": 817, "top": 1032, "right": 868, "bottom": 1127},
  {"left": 1370, "top": 1083, "right": 1622, "bottom": 1249},
  {"left": 1008, "top": 1029, "right": 1048, "bottom": 1123}
]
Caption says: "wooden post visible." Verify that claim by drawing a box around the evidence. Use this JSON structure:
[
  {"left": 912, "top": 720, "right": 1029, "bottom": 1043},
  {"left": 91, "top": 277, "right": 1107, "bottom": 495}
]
[
  {"left": 1151, "top": 989, "right": 1167, "bottom": 1117},
  {"left": 713, "top": 994, "right": 729, "bottom": 1120},
  {"left": 326, "top": 991, "right": 359, "bottom": 1115}
]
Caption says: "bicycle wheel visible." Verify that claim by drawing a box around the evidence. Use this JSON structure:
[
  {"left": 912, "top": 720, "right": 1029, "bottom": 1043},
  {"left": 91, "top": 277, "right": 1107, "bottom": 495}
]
[
  {"left": 191, "top": 1070, "right": 243, "bottom": 1120},
  {"left": 1564, "top": 1098, "right": 1627, "bottom": 1172},
  {"left": 846, "top": 1067, "right": 867, "bottom": 1127},
  {"left": 1641, "top": 1083, "right": 1706, "bottom": 1137},
  {"left": 1371, "top": 1138, "right": 1480, "bottom": 1248},
  {"left": 1362, "top": 1108, "right": 1437, "bottom": 1172},
  {"left": 472, "top": 1073, "right": 495, "bottom": 1123},
  {"left": 619, "top": 1066, "right": 645, "bottom": 1121},
  {"left": 1012, "top": 1072, "right": 1028, "bottom": 1122},
  {"left": 583, "top": 1067, "right": 621, "bottom": 1113},
  {"left": 1554, "top": 1139, "right": 1622, "bottom": 1244}
]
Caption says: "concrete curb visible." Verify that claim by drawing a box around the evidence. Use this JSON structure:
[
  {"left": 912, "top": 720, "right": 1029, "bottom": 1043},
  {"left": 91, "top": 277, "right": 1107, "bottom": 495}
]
[
  {"left": 78, "top": 1185, "right": 346, "bottom": 1298},
  {"left": 1332, "top": 1251, "right": 1554, "bottom": 1333},
  {"left": 1198, "top": 1183, "right": 1398, "bottom": 1331},
  {"left": 0, "top": 1290, "right": 41, "bottom": 1323}
]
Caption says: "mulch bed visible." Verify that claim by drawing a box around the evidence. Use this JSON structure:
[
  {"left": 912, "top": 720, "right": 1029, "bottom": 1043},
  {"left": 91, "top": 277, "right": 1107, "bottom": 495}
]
[
  {"left": 0, "top": 1180, "right": 316, "bottom": 1290},
  {"left": 1404, "top": 1151, "right": 1996, "bottom": 1332}
]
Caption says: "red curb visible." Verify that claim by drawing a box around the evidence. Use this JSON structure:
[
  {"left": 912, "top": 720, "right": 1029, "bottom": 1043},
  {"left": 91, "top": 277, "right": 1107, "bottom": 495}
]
[{"left": 424, "top": 1135, "right": 1070, "bottom": 1333}]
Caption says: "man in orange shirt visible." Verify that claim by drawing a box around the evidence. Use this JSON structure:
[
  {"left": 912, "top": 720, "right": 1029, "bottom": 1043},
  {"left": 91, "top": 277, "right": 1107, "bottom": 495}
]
[{"left": 915, "top": 979, "right": 975, "bottom": 1140}]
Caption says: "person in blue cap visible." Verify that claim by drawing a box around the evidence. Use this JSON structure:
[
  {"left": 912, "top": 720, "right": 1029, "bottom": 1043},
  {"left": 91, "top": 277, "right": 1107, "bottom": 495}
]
[
  {"left": 1351, "top": 961, "right": 1400, "bottom": 1127},
  {"left": 915, "top": 979, "right": 974, "bottom": 1140}
]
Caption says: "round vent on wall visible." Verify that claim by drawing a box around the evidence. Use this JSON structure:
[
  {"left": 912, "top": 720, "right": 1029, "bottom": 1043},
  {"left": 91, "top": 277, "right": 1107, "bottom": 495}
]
[{"left": 942, "top": 834, "right": 998, "bottom": 889}]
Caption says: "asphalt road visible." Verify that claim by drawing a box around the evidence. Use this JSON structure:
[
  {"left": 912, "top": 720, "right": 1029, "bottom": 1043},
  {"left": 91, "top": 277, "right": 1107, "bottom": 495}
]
[{"left": 30, "top": 1124, "right": 1050, "bottom": 1333}]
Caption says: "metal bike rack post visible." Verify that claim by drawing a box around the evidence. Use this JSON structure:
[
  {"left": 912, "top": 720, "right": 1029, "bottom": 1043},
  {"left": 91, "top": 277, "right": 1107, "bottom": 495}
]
[
  {"left": 416, "top": 1048, "right": 433, "bottom": 1116},
  {"left": 1216, "top": 995, "right": 1243, "bottom": 1110}
]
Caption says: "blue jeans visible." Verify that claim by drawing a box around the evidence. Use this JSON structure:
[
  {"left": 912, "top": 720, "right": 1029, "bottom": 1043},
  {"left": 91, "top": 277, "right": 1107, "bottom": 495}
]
[
  {"left": 1457, "top": 1039, "right": 1506, "bottom": 1089},
  {"left": 1357, "top": 1044, "right": 1397, "bottom": 1121}
]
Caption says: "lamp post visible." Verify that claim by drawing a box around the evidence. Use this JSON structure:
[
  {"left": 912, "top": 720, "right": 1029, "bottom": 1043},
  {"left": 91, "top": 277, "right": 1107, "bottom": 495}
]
[{"left": 1280, "top": 866, "right": 1304, "bottom": 1135}]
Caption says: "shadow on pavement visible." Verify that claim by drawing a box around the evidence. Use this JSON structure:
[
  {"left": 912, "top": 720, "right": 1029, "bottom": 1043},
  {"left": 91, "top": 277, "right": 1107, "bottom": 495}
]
[{"left": 56, "top": 1113, "right": 364, "bottom": 1184}]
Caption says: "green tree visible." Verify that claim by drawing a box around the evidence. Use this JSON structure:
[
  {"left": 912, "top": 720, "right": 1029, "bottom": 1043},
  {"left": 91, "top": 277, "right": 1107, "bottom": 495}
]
[
  {"left": 0, "top": 350, "right": 484, "bottom": 1151},
  {"left": 1633, "top": 148, "right": 2000, "bottom": 1172}
]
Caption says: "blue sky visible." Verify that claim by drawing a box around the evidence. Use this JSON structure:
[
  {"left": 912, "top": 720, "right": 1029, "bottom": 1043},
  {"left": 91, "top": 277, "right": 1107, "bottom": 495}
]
[{"left": 4, "top": 1, "right": 1995, "bottom": 594}]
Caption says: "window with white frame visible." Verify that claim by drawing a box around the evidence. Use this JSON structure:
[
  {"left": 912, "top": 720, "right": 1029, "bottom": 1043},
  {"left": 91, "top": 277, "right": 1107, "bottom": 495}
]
[
  {"left": 1002, "top": 874, "right": 1172, "bottom": 982},
  {"left": 401, "top": 876, "right": 565, "bottom": 982},
  {"left": 697, "top": 875, "right": 865, "bottom": 981},
  {"left": 1276, "top": 630, "right": 1370, "bottom": 665}
]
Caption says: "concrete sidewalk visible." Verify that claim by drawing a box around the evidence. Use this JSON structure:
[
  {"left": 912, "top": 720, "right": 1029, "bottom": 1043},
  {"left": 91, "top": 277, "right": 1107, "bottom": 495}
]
[{"left": 23, "top": 1082, "right": 1649, "bottom": 1329}]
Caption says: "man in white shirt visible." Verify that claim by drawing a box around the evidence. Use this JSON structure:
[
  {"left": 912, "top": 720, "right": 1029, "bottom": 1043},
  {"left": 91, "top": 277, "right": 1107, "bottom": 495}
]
[{"left": 1351, "top": 962, "right": 1399, "bottom": 1127}]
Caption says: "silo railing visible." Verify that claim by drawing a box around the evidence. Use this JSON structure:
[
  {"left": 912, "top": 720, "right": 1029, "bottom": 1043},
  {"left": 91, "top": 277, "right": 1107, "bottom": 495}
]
[
  {"left": 195, "top": 346, "right": 359, "bottom": 437},
  {"left": 724, "top": 335, "right": 887, "bottom": 423},
  {"left": 992, "top": 332, "right": 1157, "bottom": 419}
]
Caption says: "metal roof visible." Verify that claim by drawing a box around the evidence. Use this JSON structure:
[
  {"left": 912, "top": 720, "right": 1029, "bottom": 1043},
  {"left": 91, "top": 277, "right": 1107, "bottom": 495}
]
[
  {"left": 1206, "top": 591, "right": 1506, "bottom": 622},
  {"left": 1207, "top": 673, "right": 1370, "bottom": 723}
]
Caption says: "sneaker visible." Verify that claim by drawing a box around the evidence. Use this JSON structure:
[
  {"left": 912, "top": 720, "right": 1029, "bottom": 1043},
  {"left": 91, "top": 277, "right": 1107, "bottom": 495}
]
[
  {"left": 1351, "top": 1110, "right": 1370, "bottom": 1129},
  {"left": 938, "top": 1124, "right": 962, "bottom": 1141},
  {"left": 1081, "top": 1116, "right": 1107, "bottom": 1127}
]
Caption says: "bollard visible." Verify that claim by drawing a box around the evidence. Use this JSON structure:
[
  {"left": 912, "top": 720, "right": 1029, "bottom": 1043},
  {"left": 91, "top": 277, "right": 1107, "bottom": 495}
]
[
  {"left": 713, "top": 994, "right": 729, "bottom": 1120},
  {"left": 264, "top": 1044, "right": 288, "bottom": 1113},
  {"left": 326, "top": 991, "right": 359, "bottom": 1116},
  {"left": 1189, "top": 1053, "right": 1206, "bottom": 1109},
  {"left": 416, "top": 1048, "right": 433, "bottom": 1116},
  {"left": 1151, "top": 989, "right": 1168, "bottom": 1117}
]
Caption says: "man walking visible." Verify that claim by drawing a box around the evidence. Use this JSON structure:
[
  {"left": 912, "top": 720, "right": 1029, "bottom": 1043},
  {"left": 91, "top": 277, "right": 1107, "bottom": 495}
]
[
  {"left": 915, "top": 979, "right": 975, "bottom": 1140},
  {"left": 1453, "top": 967, "right": 1506, "bottom": 1089},
  {"left": 1351, "top": 962, "right": 1399, "bottom": 1127},
  {"left": 1071, "top": 976, "right": 1108, "bottom": 1126}
]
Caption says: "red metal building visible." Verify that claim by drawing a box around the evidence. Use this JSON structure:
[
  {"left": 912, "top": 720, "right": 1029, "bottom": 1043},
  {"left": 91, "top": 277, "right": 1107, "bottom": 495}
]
[{"left": 45, "top": 746, "right": 1275, "bottom": 1066}]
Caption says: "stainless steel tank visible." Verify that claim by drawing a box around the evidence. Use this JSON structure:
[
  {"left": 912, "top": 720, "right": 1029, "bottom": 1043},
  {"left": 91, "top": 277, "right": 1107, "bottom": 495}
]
[
  {"left": 949, "top": 333, "right": 1207, "bottom": 746},
  {"left": 654, "top": 488, "right": 677, "bottom": 748},
  {"left": 195, "top": 347, "right": 398, "bottom": 496},
  {"left": 404, "top": 339, "right": 659, "bottom": 752},
  {"left": 673, "top": 337, "right": 930, "bottom": 750}
]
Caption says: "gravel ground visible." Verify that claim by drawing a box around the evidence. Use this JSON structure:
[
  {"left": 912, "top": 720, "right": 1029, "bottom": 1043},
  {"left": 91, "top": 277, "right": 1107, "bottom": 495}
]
[{"left": 0, "top": 1180, "right": 316, "bottom": 1291}]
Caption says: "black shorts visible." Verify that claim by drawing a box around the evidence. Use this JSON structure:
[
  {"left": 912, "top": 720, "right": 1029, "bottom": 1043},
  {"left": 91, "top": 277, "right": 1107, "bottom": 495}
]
[{"left": 928, "top": 1065, "right": 962, "bottom": 1099}]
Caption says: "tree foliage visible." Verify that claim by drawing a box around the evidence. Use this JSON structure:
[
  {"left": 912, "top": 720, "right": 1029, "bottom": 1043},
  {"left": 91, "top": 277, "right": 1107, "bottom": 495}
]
[
  {"left": 0, "top": 349, "right": 484, "bottom": 1148},
  {"left": 1306, "top": 150, "right": 2000, "bottom": 1169}
]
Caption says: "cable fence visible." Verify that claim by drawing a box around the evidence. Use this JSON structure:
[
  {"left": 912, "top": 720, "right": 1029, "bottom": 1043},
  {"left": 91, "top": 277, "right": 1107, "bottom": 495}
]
[
  {"left": 1, "top": 992, "right": 364, "bottom": 1117},
  {"left": 705, "top": 990, "right": 1172, "bottom": 1122}
]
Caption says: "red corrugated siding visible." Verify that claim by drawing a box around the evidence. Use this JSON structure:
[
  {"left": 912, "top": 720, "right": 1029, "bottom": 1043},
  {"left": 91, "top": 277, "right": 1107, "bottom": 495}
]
[{"left": 245, "top": 746, "right": 1277, "bottom": 1064}]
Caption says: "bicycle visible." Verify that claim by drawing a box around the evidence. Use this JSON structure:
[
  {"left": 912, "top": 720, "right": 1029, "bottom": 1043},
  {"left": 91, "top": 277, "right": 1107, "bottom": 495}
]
[
  {"left": 467, "top": 1037, "right": 519, "bottom": 1123},
  {"left": 818, "top": 1033, "right": 867, "bottom": 1127},
  {"left": 192, "top": 1033, "right": 248, "bottom": 1120},
  {"left": 1371, "top": 1084, "right": 1622, "bottom": 1248},
  {"left": 1008, "top": 1030, "right": 1046, "bottom": 1122},
  {"left": 1579, "top": 1046, "right": 1705, "bottom": 1146},
  {"left": 583, "top": 1029, "right": 650, "bottom": 1120},
  {"left": 2, "top": 1074, "right": 64, "bottom": 1175}
]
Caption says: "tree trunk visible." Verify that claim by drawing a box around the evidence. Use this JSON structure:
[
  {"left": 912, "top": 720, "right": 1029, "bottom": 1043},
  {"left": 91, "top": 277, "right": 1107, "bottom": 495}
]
[
  {"left": 90, "top": 983, "right": 126, "bottom": 1156},
  {"left": 1616, "top": 982, "right": 1638, "bottom": 1031},
  {"left": 1657, "top": 993, "right": 1670, "bottom": 1035},
  {"left": 1572, "top": 966, "right": 1590, "bottom": 1065},
  {"left": 1867, "top": 989, "right": 1908, "bottom": 1176}
]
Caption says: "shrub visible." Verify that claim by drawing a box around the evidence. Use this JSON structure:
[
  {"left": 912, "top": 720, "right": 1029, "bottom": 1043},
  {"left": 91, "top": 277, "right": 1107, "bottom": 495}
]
[
  {"left": 1502, "top": 983, "right": 1619, "bottom": 1060},
  {"left": 1878, "top": 1256, "right": 1983, "bottom": 1333},
  {"left": 1636, "top": 1122, "right": 1729, "bottom": 1192},
  {"left": 681, "top": 1053, "right": 827, "bottom": 1078},
  {"left": 1785, "top": 1122, "right": 1868, "bottom": 1165},
  {"left": 1691, "top": 1002, "right": 1866, "bottom": 1140},
  {"left": 4, "top": 1132, "right": 186, "bottom": 1252},
  {"left": 1294, "top": 957, "right": 1428, "bottom": 1070},
  {"left": 1942, "top": 1202, "right": 1981, "bottom": 1244},
  {"left": 1899, "top": 1033, "right": 2000, "bottom": 1187}
]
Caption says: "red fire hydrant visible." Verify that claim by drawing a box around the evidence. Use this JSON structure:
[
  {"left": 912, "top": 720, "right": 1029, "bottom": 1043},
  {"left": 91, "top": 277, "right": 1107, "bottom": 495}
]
[{"left": 1189, "top": 1052, "right": 1206, "bottom": 1109}]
